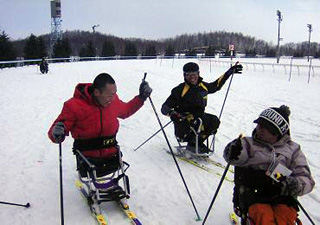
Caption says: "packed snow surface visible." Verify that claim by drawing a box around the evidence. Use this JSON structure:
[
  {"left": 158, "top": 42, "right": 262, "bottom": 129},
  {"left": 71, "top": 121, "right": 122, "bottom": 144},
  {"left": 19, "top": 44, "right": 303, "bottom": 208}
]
[{"left": 0, "top": 57, "right": 319, "bottom": 224}]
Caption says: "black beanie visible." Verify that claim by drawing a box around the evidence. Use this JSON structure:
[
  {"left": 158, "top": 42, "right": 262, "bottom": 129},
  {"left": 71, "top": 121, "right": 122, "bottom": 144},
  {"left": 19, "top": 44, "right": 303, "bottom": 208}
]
[
  {"left": 183, "top": 62, "right": 199, "bottom": 73},
  {"left": 254, "top": 105, "right": 290, "bottom": 136}
]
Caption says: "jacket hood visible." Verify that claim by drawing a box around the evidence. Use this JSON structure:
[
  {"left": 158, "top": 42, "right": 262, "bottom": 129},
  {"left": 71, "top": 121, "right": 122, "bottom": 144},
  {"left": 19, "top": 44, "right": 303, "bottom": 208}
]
[{"left": 73, "top": 83, "right": 97, "bottom": 105}]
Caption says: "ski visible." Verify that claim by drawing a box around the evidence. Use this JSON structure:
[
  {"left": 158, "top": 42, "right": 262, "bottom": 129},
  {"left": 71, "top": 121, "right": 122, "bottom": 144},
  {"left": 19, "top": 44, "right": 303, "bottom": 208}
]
[
  {"left": 117, "top": 200, "right": 142, "bottom": 225},
  {"left": 76, "top": 180, "right": 108, "bottom": 225},
  {"left": 76, "top": 180, "right": 142, "bottom": 225},
  {"left": 229, "top": 212, "right": 240, "bottom": 225},
  {"left": 166, "top": 151, "right": 234, "bottom": 182},
  {"left": 171, "top": 145, "right": 234, "bottom": 173},
  {"left": 203, "top": 157, "right": 234, "bottom": 173}
]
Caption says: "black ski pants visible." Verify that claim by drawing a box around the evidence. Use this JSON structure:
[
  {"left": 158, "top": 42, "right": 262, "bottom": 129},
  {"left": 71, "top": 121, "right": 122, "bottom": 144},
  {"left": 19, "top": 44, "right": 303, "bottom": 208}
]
[{"left": 174, "top": 113, "right": 220, "bottom": 143}]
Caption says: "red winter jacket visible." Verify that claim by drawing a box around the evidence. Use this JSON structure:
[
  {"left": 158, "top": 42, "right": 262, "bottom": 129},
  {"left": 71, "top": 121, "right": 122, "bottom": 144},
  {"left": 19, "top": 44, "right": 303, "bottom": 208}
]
[{"left": 48, "top": 83, "right": 144, "bottom": 157}]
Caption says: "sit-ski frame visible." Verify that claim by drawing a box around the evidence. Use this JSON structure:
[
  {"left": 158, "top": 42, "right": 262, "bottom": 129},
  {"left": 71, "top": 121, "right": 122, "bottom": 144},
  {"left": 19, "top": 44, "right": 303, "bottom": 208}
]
[
  {"left": 74, "top": 149, "right": 130, "bottom": 204},
  {"left": 176, "top": 118, "right": 214, "bottom": 157}
]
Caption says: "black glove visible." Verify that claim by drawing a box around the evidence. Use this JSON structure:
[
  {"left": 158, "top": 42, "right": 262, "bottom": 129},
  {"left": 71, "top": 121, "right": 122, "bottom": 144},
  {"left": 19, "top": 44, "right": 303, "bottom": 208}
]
[
  {"left": 280, "top": 176, "right": 301, "bottom": 196},
  {"left": 224, "top": 137, "right": 242, "bottom": 160},
  {"left": 139, "top": 81, "right": 152, "bottom": 101},
  {"left": 225, "top": 64, "right": 243, "bottom": 76},
  {"left": 52, "top": 122, "right": 66, "bottom": 143},
  {"left": 169, "top": 110, "right": 185, "bottom": 123}
]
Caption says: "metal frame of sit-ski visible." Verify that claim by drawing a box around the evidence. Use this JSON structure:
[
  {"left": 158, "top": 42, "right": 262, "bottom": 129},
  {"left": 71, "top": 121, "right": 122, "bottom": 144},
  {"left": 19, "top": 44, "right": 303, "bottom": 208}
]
[
  {"left": 74, "top": 149, "right": 130, "bottom": 205},
  {"left": 176, "top": 118, "right": 214, "bottom": 157}
]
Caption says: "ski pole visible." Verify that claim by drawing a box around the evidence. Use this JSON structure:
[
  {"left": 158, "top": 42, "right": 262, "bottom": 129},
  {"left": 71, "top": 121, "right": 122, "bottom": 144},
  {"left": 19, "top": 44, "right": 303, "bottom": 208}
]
[
  {"left": 59, "top": 143, "right": 65, "bottom": 225},
  {"left": 134, "top": 120, "right": 172, "bottom": 151},
  {"left": 218, "top": 62, "right": 239, "bottom": 120},
  {"left": 0, "top": 201, "right": 30, "bottom": 208},
  {"left": 296, "top": 199, "right": 315, "bottom": 225},
  {"left": 202, "top": 162, "right": 231, "bottom": 225},
  {"left": 144, "top": 72, "right": 201, "bottom": 221},
  {"left": 210, "top": 61, "right": 239, "bottom": 149},
  {"left": 203, "top": 134, "right": 243, "bottom": 224}
]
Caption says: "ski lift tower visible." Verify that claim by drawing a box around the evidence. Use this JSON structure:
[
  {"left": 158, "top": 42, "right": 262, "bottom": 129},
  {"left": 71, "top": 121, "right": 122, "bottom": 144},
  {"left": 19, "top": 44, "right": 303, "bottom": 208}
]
[{"left": 50, "top": 0, "right": 62, "bottom": 57}]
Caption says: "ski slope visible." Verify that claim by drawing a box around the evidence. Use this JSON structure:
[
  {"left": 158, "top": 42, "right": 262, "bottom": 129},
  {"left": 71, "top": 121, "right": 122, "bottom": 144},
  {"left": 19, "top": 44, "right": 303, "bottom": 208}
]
[{"left": 0, "top": 58, "right": 319, "bottom": 225}]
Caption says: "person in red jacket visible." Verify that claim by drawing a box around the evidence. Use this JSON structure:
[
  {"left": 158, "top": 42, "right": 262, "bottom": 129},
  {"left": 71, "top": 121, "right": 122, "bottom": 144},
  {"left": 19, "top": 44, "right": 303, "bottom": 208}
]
[{"left": 48, "top": 73, "right": 152, "bottom": 175}]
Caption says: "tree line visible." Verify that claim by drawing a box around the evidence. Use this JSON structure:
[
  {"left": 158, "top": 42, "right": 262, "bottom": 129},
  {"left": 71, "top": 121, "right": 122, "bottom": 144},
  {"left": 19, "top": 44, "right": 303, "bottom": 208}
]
[{"left": 1, "top": 29, "right": 319, "bottom": 62}]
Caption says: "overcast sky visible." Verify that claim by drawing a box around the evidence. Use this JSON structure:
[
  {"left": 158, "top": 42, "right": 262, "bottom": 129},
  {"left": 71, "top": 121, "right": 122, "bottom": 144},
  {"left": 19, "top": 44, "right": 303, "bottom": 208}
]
[{"left": 1, "top": 0, "right": 319, "bottom": 45}]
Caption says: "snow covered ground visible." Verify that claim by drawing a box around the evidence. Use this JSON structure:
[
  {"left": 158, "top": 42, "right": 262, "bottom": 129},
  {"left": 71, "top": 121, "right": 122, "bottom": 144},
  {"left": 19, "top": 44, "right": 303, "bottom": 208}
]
[{"left": 0, "top": 57, "right": 319, "bottom": 225}]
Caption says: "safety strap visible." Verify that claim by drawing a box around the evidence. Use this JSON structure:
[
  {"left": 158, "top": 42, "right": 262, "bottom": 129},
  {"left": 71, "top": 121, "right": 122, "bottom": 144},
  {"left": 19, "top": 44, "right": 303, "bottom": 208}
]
[
  {"left": 73, "top": 135, "right": 117, "bottom": 151},
  {"left": 93, "top": 173, "right": 125, "bottom": 189}
]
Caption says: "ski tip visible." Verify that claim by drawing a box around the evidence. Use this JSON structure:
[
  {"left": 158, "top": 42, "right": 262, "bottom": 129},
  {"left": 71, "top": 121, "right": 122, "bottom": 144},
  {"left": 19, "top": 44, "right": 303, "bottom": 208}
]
[
  {"left": 96, "top": 214, "right": 108, "bottom": 225},
  {"left": 25, "top": 203, "right": 31, "bottom": 208},
  {"left": 229, "top": 212, "right": 240, "bottom": 225},
  {"left": 75, "top": 180, "right": 83, "bottom": 188}
]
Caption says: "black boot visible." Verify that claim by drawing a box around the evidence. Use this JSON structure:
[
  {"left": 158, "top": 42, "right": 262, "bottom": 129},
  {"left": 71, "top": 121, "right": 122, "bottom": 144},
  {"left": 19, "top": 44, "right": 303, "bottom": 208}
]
[{"left": 187, "top": 139, "right": 210, "bottom": 154}]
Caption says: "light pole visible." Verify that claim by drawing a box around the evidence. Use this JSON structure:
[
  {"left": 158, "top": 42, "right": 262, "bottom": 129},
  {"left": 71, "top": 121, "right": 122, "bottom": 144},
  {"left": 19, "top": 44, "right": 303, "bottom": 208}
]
[
  {"left": 276, "top": 10, "right": 283, "bottom": 64},
  {"left": 92, "top": 24, "right": 100, "bottom": 56},
  {"left": 307, "top": 24, "right": 312, "bottom": 62}
]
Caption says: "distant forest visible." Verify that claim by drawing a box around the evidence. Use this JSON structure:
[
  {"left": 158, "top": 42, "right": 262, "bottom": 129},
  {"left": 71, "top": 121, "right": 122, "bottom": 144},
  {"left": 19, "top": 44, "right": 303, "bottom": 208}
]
[{"left": 1, "top": 29, "right": 320, "bottom": 61}]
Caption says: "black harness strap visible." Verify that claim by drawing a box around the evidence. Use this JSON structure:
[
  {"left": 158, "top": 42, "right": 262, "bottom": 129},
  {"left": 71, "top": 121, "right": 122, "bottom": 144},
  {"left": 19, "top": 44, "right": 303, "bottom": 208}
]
[{"left": 73, "top": 135, "right": 117, "bottom": 151}]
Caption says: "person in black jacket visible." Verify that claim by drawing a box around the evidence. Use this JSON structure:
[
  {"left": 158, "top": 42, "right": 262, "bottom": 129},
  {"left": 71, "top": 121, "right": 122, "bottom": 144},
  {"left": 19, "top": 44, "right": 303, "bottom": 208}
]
[
  {"left": 40, "top": 58, "right": 48, "bottom": 74},
  {"left": 161, "top": 62, "right": 243, "bottom": 153}
]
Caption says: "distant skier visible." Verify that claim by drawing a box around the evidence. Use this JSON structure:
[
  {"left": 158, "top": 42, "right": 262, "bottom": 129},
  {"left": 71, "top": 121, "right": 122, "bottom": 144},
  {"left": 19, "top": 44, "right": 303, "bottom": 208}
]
[
  {"left": 161, "top": 61, "right": 243, "bottom": 153},
  {"left": 224, "top": 105, "right": 315, "bottom": 225},
  {"left": 48, "top": 72, "right": 152, "bottom": 173},
  {"left": 39, "top": 58, "right": 48, "bottom": 74}
]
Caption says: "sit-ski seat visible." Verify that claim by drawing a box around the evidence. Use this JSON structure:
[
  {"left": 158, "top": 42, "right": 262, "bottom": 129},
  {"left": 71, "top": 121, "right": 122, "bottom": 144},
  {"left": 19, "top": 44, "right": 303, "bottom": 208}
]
[{"left": 74, "top": 148, "right": 130, "bottom": 203}]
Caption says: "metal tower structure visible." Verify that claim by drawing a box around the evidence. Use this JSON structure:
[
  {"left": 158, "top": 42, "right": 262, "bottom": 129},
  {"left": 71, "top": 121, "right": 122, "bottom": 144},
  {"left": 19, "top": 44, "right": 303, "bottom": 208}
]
[
  {"left": 92, "top": 24, "right": 100, "bottom": 55},
  {"left": 307, "top": 24, "right": 313, "bottom": 62},
  {"left": 276, "top": 10, "right": 283, "bottom": 64},
  {"left": 50, "top": 0, "right": 62, "bottom": 57}
]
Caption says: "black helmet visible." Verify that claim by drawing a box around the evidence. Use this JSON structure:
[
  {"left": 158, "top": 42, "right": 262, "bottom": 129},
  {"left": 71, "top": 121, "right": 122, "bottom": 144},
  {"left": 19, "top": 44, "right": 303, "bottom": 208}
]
[{"left": 183, "top": 62, "right": 199, "bottom": 73}]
